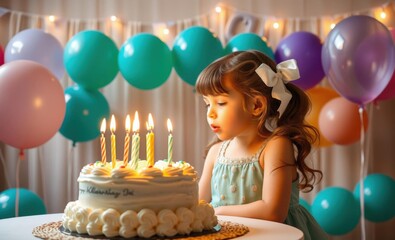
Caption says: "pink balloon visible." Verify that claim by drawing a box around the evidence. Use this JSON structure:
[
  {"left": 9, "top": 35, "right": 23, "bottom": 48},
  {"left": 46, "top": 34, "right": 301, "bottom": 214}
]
[
  {"left": 0, "top": 60, "right": 66, "bottom": 149},
  {"left": 318, "top": 97, "right": 368, "bottom": 145},
  {"left": 0, "top": 45, "right": 4, "bottom": 66},
  {"left": 375, "top": 28, "right": 395, "bottom": 102}
]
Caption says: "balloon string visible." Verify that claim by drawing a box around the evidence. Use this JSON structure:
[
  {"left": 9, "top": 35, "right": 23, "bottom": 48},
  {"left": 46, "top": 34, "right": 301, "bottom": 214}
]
[
  {"left": 67, "top": 143, "right": 75, "bottom": 201},
  {"left": 15, "top": 153, "right": 22, "bottom": 217},
  {"left": 0, "top": 149, "right": 11, "bottom": 188},
  {"left": 358, "top": 106, "right": 366, "bottom": 240}
]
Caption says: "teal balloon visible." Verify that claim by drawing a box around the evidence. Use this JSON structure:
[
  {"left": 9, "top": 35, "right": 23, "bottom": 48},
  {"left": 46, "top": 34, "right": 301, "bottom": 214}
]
[
  {"left": 354, "top": 173, "right": 395, "bottom": 222},
  {"left": 225, "top": 33, "right": 275, "bottom": 60},
  {"left": 64, "top": 30, "right": 118, "bottom": 90},
  {"left": 299, "top": 198, "right": 311, "bottom": 213},
  {"left": 119, "top": 33, "right": 172, "bottom": 90},
  {"left": 172, "top": 26, "right": 224, "bottom": 86},
  {"left": 59, "top": 85, "right": 110, "bottom": 143},
  {"left": 312, "top": 187, "right": 360, "bottom": 235},
  {"left": 0, "top": 188, "right": 46, "bottom": 219}
]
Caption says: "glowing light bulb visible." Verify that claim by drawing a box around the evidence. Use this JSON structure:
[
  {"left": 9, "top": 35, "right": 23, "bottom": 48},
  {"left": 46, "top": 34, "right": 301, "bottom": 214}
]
[
  {"left": 380, "top": 9, "right": 386, "bottom": 19},
  {"left": 163, "top": 28, "right": 170, "bottom": 35},
  {"left": 215, "top": 6, "right": 222, "bottom": 13},
  {"left": 110, "top": 15, "right": 117, "bottom": 22},
  {"left": 48, "top": 15, "right": 55, "bottom": 22},
  {"left": 273, "top": 21, "right": 279, "bottom": 29},
  {"left": 330, "top": 22, "right": 336, "bottom": 29}
]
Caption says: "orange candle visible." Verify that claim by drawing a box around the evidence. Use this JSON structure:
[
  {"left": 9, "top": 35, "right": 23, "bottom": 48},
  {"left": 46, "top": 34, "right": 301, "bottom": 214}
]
[
  {"left": 100, "top": 118, "right": 107, "bottom": 163},
  {"left": 146, "top": 113, "right": 154, "bottom": 167}
]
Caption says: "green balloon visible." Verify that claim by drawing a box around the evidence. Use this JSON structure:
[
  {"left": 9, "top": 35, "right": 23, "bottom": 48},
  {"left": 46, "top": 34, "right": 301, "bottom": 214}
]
[
  {"left": 59, "top": 85, "right": 110, "bottom": 144},
  {"left": 0, "top": 188, "right": 46, "bottom": 219},
  {"left": 119, "top": 33, "right": 172, "bottom": 90},
  {"left": 312, "top": 187, "right": 360, "bottom": 235},
  {"left": 172, "top": 26, "right": 224, "bottom": 86},
  {"left": 64, "top": 30, "right": 119, "bottom": 90},
  {"left": 225, "top": 33, "right": 275, "bottom": 60}
]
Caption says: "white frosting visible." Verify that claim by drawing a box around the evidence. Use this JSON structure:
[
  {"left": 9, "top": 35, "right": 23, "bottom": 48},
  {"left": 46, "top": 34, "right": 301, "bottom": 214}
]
[
  {"left": 63, "top": 201, "right": 217, "bottom": 238},
  {"left": 62, "top": 159, "right": 217, "bottom": 238}
]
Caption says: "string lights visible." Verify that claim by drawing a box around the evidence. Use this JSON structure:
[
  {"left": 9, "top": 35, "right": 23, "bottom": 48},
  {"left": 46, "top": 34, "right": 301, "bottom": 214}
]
[{"left": 3, "top": 2, "right": 394, "bottom": 35}]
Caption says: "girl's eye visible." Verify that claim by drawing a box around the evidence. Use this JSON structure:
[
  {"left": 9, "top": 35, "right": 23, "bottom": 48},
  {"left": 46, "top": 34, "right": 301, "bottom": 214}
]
[{"left": 218, "top": 102, "right": 227, "bottom": 106}]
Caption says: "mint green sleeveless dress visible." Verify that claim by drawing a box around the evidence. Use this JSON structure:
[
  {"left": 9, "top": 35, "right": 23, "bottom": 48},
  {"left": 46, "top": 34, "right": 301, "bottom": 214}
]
[{"left": 211, "top": 140, "right": 328, "bottom": 240}]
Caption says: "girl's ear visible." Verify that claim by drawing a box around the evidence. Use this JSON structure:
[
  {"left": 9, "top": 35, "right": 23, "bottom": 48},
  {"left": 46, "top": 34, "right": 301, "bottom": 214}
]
[{"left": 250, "top": 96, "right": 266, "bottom": 116}]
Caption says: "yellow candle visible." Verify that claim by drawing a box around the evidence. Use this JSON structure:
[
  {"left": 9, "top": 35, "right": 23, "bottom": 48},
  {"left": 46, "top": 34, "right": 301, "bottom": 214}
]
[
  {"left": 123, "top": 114, "right": 131, "bottom": 165},
  {"left": 100, "top": 118, "right": 107, "bottom": 163},
  {"left": 110, "top": 114, "right": 116, "bottom": 169},
  {"left": 131, "top": 111, "right": 140, "bottom": 170},
  {"left": 146, "top": 113, "right": 154, "bottom": 167},
  {"left": 167, "top": 119, "right": 173, "bottom": 165}
]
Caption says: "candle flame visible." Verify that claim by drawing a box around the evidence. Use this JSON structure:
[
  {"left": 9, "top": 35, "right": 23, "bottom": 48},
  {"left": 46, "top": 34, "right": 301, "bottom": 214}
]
[
  {"left": 167, "top": 119, "right": 173, "bottom": 133},
  {"left": 133, "top": 111, "right": 140, "bottom": 132},
  {"left": 110, "top": 115, "right": 116, "bottom": 133},
  {"left": 125, "top": 114, "right": 131, "bottom": 133},
  {"left": 100, "top": 118, "right": 106, "bottom": 133},
  {"left": 147, "top": 113, "right": 154, "bottom": 131}
]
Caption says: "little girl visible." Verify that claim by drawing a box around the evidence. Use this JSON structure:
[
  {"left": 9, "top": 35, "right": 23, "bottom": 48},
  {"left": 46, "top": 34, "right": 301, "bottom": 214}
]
[{"left": 196, "top": 50, "right": 328, "bottom": 240}]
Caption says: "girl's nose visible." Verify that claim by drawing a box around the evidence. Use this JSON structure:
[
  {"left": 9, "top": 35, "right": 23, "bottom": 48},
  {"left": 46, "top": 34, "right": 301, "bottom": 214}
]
[{"left": 207, "top": 107, "right": 216, "bottom": 119}]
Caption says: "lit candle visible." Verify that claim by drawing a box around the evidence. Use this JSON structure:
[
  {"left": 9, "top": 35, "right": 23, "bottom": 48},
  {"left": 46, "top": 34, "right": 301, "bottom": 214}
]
[
  {"left": 123, "top": 114, "right": 131, "bottom": 165},
  {"left": 167, "top": 119, "right": 173, "bottom": 165},
  {"left": 100, "top": 118, "right": 107, "bottom": 163},
  {"left": 146, "top": 113, "right": 155, "bottom": 167},
  {"left": 110, "top": 115, "right": 116, "bottom": 169},
  {"left": 130, "top": 111, "right": 140, "bottom": 170}
]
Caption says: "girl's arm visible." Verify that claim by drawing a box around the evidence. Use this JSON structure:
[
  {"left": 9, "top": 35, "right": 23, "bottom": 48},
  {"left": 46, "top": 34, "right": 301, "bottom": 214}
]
[
  {"left": 198, "top": 143, "right": 221, "bottom": 203},
  {"left": 214, "top": 136, "right": 296, "bottom": 222}
]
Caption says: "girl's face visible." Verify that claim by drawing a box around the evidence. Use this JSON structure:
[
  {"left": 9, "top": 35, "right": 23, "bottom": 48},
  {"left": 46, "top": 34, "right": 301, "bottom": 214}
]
[{"left": 203, "top": 79, "right": 256, "bottom": 140}]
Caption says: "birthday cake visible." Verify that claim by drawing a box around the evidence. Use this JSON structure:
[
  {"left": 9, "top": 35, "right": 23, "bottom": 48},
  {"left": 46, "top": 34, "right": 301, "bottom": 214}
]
[{"left": 61, "top": 159, "right": 218, "bottom": 238}]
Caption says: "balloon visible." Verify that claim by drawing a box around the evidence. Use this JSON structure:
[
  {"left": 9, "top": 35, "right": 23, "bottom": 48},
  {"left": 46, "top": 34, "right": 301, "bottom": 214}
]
[
  {"left": 59, "top": 85, "right": 110, "bottom": 144},
  {"left": 0, "top": 60, "right": 66, "bottom": 149},
  {"left": 225, "top": 33, "right": 274, "bottom": 60},
  {"left": 275, "top": 31, "right": 325, "bottom": 90},
  {"left": 4, "top": 29, "right": 65, "bottom": 80},
  {"left": 64, "top": 30, "right": 119, "bottom": 90},
  {"left": 375, "top": 28, "right": 395, "bottom": 102},
  {"left": 306, "top": 86, "right": 339, "bottom": 147},
  {"left": 354, "top": 173, "right": 395, "bottom": 222},
  {"left": 299, "top": 198, "right": 311, "bottom": 213},
  {"left": 319, "top": 97, "right": 368, "bottom": 145},
  {"left": 172, "top": 26, "right": 224, "bottom": 86},
  {"left": 0, "top": 188, "right": 46, "bottom": 219},
  {"left": 322, "top": 15, "right": 395, "bottom": 105},
  {"left": 312, "top": 187, "right": 360, "bottom": 235},
  {"left": 0, "top": 44, "right": 4, "bottom": 66},
  {"left": 119, "top": 33, "right": 172, "bottom": 90}
]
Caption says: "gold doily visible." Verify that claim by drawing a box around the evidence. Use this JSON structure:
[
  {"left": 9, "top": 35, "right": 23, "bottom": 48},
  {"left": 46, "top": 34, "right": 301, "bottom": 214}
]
[{"left": 32, "top": 220, "right": 249, "bottom": 240}]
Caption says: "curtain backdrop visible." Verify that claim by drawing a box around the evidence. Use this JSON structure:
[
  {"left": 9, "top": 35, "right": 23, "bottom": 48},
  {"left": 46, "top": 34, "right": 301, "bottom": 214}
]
[{"left": 0, "top": 0, "right": 394, "bottom": 239}]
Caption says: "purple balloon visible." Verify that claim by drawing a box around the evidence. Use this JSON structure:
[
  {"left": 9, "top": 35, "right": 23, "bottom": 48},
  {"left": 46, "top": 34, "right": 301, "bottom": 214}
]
[
  {"left": 5, "top": 29, "right": 65, "bottom": 80},
  {"left": 275, "top": 31, "right": 325, "bottom": 90},
  {"left": 322, "top": 15, "right": 395, "bottom": 105}
]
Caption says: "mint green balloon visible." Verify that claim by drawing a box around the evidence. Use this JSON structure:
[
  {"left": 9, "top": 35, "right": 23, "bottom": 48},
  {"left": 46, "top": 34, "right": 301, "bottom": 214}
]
[
  {"left": 59, "top": 85, "right": 110, "bottom": 144},
  {"left": 64, "top": 30, "right": 119, "bottom": 90},
  {"left": 172, "top": 26, "right": 224, "bottom": 86},
  {"left": 119, "top": 33, "right": 172, "bottom": 90},
  {"left": 0, "top": 188, "right": 46, "bottom": 219},
  {"left": 225, "top": 33, "right": 275, "bottom": 60},
  {"left": 312, "top": 187, "right": 360, "bottom": 235},
  {"left": 354, "top": 173, "right": 395, "bottom": 222}
]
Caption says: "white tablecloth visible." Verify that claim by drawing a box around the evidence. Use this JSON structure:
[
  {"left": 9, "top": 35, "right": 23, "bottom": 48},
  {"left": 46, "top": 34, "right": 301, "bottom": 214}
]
[{"left": 0, "top": 213, "right": 303, "bottom": 240}]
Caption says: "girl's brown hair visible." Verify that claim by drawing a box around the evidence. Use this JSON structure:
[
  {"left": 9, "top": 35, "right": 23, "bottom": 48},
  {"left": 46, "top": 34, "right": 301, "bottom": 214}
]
[{"left": 196, "top": 50, "right": 322, "bottom": 192}]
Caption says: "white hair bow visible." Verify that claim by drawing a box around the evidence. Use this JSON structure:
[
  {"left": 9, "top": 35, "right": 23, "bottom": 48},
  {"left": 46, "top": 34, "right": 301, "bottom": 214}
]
[{"left": 255, "top": 59, "right": 300, "bottom": 117}]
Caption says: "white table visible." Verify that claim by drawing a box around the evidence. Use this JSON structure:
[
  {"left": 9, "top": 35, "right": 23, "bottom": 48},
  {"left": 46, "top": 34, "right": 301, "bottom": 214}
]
[{"left": 0, "top": 213, "right": 303, "bottom": 239}]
